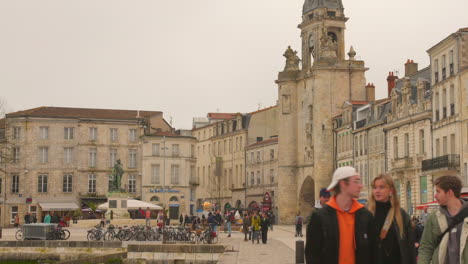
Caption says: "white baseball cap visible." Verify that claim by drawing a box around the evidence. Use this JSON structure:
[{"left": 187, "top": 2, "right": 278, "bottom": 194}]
[{"left": 327, "top": 166, "right": 358, "bottom": 191}]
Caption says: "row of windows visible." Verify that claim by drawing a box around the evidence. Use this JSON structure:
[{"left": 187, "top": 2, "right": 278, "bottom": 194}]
[
  {"left": 433, "top": 50, "right": 455, "bottom": 83},
  {"left": 196, "top": 165, "right": 245, "bottom": 188},
  {"left": 249, "top": 169, "right": 275, "bottom": 186},
  {"left": 197, "top": 136, "right": 244, "bottom": 157},
  {"left": 435, "top": 134, "right": 456, "bottom": 157},
  {"left": 151, "top": 143, "right": 181, "bottom": 157},
  {"left": 249, "top": 149, "right": 275, "bottom": 164},
  {"left": 150, "top": 164, "right": 181, "bottom": 185},
  {"left": 196, "top": 119, "right": 243, "bottom": 141},
  {"left": 392, "top": 130, "right": 426, "bottom": 159},
  {"left": 10, "top": 147, "right": 138, "bottom": 168},
  {"left": 434, "top": 85, "right": 456, "bottom": 121},
  {"left": 351, "top": 132, "right": 385, "bottom": 157},
  {"left": 4, "top": 173, "right": 137, "bottom": 194},
  {"left": 11, "top": 126, "right": 139, "bottom": 142}
]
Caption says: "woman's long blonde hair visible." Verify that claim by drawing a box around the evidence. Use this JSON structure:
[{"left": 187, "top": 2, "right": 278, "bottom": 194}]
[{"left": 368, "top": 174, "right": 404, "bottom": 238}]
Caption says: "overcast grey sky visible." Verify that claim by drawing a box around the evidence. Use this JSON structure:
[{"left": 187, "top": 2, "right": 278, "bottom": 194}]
[{"left": 1, "top": 0, "right": 467, "bottom": 129}]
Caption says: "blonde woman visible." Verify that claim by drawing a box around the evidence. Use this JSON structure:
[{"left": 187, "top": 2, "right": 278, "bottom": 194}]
[{"left": 368, "top": 174, "right": 416, "bottom": 264}]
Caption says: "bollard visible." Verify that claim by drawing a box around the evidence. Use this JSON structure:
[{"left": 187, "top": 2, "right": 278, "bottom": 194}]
[{"left": 296, "top": 239, "right": 305, "bottom": 264}]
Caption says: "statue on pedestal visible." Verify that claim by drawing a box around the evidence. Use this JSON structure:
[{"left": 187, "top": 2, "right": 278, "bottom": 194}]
[{"left": 110, "top": 159, "right": 125, "bottom": 192}]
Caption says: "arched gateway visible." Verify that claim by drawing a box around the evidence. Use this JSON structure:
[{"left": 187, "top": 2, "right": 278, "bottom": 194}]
[{"left": 298, "top": 176, "right": 315, "bottom": 218}]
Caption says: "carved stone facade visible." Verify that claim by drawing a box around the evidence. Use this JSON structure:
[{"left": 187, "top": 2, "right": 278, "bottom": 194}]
[
  {"left": 277, "top": 2, "right": 368, "bottom": 224},
  {"left": 140, "top": 132, "right": 197, "bottom": 219},
  {"left": 385, "top": 65, "right": 433, "bottom": 215},
  {"left": 0, "top": 107, "right": 171, "bottom": 226},
  {"left": 424, "top": 28, "right": 468, "bottom": 187},
  {"left": 192, "top": 107, "right": 278, "bottom": 213}
]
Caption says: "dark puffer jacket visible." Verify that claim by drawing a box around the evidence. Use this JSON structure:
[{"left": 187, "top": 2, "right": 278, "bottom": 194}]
[{"left": 305, "top": 204, "right": 375, "bottom": 264}]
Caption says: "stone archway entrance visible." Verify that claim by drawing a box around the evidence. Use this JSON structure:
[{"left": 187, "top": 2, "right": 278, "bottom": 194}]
[{"left": 299, "top": 176, "right": 315, "bottom": 219}]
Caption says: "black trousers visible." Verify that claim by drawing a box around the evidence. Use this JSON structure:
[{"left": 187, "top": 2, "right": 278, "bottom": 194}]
[{"left": 261, "top": 228, "right": 268, "bottom": 243}]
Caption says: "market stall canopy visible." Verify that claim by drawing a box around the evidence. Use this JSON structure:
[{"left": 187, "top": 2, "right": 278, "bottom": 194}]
[
  {"left": 39, "top": 202, "right": 79, "bottom": 211},
  {"left": 98, "top": 199, "right": 163, "bottom": 210}
]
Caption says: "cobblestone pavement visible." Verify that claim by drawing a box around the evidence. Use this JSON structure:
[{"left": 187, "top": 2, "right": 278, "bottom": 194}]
[{"left": 0, "top": 224, "right": 305, "bottom": 264}]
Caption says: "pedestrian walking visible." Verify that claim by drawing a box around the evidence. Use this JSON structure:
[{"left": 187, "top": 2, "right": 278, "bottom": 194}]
[
  {"left": 251, "top": 212, "right": 261, "bottom": 244},
  {"left": 43, "top": 212, "right": 51, "bottom": 223},
  {"left": 243, "top": 214, "right": 252, "bottom": 241},
  {"left": 295, "top": 212, "right": 304, "bottom": 237},
  {"left": 414, "top": 219, "right": 424, "bottom": 258},
  {"left": 260, "top": 212, "right": 270, "bottom": 244},
  {"left": 419, "top": 208, "right": 428, "bottom": 225},
  {"left": 368, "top": 174, "right": 416, "bottom": 264},
  {"left": 315, "top": 188, "right": 331, "bottom": 209},
  {"left": 24, "top": 212, "right": 31, "bottom": 224},
  {"left": 227, "top": 211, "right": 235, "bottom": 237},
  {"left": 14, "top": 214, "right": 20, "bottom": 228},
  {"left": 180, "top": 214, "right": 184, "bottom": 226},
  {"left": 305, "top": 166, "right": 373, "bottom": 264},
  {"left": 418, "top": 175, "right": 468, "bottom": 264},
  {"left": 51, "top": 211, "right": 60, "bottom": 224},
  {"left": 145, "top": 207, "right": 151, "bottom": 226},
  {"left": 268, "top": 211, "right": 275, "bottom": 231}
]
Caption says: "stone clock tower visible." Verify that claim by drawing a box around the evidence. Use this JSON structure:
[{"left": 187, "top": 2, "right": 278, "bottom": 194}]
[{"left": 276, "top": 0, "right": 369, "bottom": 223}]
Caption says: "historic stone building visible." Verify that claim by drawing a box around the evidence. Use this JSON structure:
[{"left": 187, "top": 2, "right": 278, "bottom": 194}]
[
  {"left": 245, "top": 138, "right": 278, "bottom": 214},
  {"left": 192, "top": 106, "right": 278, "bottom": 213},
  {"left": 0, "top": 107, "right": 171, "bottom": 226},
  {"left": 351, "top": 97, "right": 389, "bottom": 202},
  {"left": 276, "top": 0, "right": 369, "bottom": 223},
  {"left": 423, "top": 28, "right": 468, "bottom": 187},
  {"left": 141, "top": 131, "right": 197, "bottom": 219},
  {"left": 385, "top": 62, "right": 433, "bottom": 215}
]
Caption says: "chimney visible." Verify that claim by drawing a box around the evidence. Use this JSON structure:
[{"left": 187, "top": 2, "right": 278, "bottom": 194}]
[
  {"left": 365, "top": 83, "right": 375, "bottom": 102},
  {"left": 405, "top": 59, "right": 418, "bottom": 77},
  {"left": 387, "top": 72, "right": 398, "bottom": 97}
]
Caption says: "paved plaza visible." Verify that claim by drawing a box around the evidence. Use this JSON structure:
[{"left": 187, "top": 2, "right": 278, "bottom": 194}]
[{"left": 0, "top": 224, "right": 304, "bottom": 264}]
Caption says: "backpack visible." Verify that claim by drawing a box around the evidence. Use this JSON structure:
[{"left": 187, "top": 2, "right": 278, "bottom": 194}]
[
  {"left": 436, "top": 207, "right": 468, "bottom": 246},
  {"left": 297, "top": 216, "right": 303, "bottom": 225}
]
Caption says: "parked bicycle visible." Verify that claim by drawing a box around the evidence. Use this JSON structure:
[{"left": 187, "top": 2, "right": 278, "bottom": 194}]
[{"left": 87, "top": 225, "right": 105, "bottom": 241}]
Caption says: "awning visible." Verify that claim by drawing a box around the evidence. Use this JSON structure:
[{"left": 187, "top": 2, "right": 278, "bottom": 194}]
[
  {"left": 39, "top": 202, "right": 79, "bottom": 211},
  {"left": 416, "top": 201, "right": 439, "bottom": 210}
]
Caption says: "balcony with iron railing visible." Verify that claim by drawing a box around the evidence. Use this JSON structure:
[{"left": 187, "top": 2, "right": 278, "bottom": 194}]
[{"left": 422, "top": 154, "right": 460, "bottom": 172}]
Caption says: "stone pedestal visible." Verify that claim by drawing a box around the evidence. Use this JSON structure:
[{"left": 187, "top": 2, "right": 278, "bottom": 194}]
[{"left": 107, "top": 191, "right": 130, "bottom": 219}]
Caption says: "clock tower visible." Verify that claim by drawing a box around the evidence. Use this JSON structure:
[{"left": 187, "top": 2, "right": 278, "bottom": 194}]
[
  {"left": 300, "top": 0, "right": 347, "bottom": 68},
  {"left": 276, "top": 0, "right": 369, "bottom": 224}
]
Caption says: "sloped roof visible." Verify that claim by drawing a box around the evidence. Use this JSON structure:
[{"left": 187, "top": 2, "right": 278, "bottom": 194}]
[
  {"left": 6, "top": 106, "right": 161, "bottom": 120},
  {"left": 250, "top": 105, "right": 277, "bottom": 115}
]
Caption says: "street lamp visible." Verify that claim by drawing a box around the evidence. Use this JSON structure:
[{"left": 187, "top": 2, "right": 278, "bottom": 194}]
[{"left": 161, "top": 136, "right": 169, "bottom": 223}]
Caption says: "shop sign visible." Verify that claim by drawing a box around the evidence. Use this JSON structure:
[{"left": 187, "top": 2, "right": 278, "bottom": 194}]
[
  {"left": 150, "top": 188, "right": 180, "bottom": 193},
  {"left": 26, "top": 198, "right": 32, "bottom": 203},
  {"left": 169, "top": 204, "right": 180, "bottom": 207}
]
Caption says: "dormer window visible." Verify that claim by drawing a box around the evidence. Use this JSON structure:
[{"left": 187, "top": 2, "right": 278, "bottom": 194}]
[{"left": 327, "top": 11, "right": 336, "bottom": 17}]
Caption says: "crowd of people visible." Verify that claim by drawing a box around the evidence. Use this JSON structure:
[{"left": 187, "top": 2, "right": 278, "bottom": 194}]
[{"left": 305, "top": 166, "right": 468, "bottom": 264}]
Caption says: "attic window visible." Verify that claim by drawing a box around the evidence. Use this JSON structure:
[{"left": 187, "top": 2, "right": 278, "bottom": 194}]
[{"left": 327, "top": 11, "right": 336, "bottom": 17}]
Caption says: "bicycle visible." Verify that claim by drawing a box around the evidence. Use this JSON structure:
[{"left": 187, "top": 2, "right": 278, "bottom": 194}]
[
  {"left": 87, "top": 225, "right": 104, "bottom": 241},
  {"left": 15, "top": 227, "right": 24, "bottom": 241}
]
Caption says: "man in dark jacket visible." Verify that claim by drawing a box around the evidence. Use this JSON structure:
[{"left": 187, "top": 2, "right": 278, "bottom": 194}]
[{"left": 305, "top": 166, "right": 374, "bottom": 264}]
